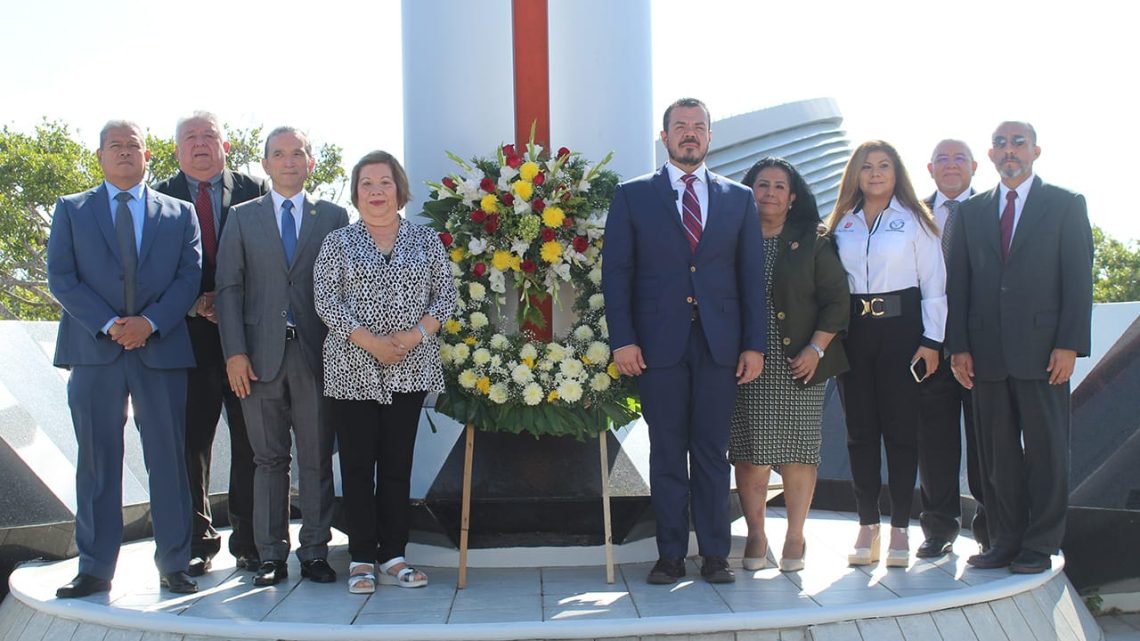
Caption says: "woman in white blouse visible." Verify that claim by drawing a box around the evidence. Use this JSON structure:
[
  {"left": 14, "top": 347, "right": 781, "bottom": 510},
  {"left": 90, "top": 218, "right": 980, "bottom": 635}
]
[
  {"left": 314, "top": 151, "right": 456, "bottom": 593},
  {"left": 823, "top": 141, "right": 945, "bottom": 568}
]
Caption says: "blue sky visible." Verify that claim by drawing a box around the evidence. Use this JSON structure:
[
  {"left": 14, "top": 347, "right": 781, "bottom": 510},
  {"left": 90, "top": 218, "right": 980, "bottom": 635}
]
[{"left": 4, "top": 0, "right": 1135, "bottom": 240}]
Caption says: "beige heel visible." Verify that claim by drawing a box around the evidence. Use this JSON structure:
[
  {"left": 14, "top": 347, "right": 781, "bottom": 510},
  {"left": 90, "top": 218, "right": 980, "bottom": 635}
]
[
  {"left": 779, "top": 541, "right": 806, "bottom": 572},
  {"left": 885, "top": 527, "right": 910, "bottom": 568},
  {"left": 848, "top": 524, "right": 881, "bottom": 566}
]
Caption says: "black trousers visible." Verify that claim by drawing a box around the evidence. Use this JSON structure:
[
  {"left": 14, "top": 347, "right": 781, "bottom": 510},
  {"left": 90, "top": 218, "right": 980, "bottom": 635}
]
[
  {"left": 838, "top": 289, "right": 923, "bottom": 529},
  {"left": 184, "top": 316, "right": 256, "bottom": 559},
  {"left": 917, "top": 356, "right": 988, "bottom": 546},
  {"left": 330, "top": 392, "right": 427, "bottom": 563},
  {"left": 972, "top": 377, "right": 1070, "bottom": 556}
]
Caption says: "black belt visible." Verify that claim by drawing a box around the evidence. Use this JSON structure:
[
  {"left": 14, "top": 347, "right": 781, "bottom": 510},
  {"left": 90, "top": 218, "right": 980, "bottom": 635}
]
[
  {"left": 851, "top": 294, "right": 903, "bottom": 319},
  {"left": 285, "top": 326, "right": 298, "bottom": 341}
]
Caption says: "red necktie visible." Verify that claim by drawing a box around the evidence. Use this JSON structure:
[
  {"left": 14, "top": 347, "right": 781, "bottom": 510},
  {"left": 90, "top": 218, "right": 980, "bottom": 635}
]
[
  {"left": 681, "top": 174, "right": 702, "bottom": 253},
  {"left": 1000, "top": 190, "right": 1016, "bottom": 261},
  {"left": 195, "top": 181, "right": 218, "bottom": 264}
]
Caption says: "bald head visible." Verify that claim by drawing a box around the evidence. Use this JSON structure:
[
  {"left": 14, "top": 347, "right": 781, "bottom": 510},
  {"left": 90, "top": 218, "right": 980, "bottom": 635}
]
[{"left": 928, "top": 139, "right": 977, "bottom": 199}]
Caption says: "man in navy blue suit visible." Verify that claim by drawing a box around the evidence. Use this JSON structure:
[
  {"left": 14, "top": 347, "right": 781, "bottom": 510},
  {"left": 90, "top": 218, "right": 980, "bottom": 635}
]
[
  {"left": 47, "top": 121, "right": 203, "bottom": 597},
  {"left": 603, "top": 98, "right": 767, "bottom": 584}
]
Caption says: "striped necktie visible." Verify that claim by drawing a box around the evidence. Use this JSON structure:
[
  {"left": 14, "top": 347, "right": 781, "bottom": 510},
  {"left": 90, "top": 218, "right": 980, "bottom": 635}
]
[{"left": 681, "top": 174, "right": 702, "bottom": 253}]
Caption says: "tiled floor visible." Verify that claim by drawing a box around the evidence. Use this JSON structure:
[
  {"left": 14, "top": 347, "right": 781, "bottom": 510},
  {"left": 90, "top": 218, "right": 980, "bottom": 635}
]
[{"left": 1102, "top": 614, "right": 1140, "bottom": 641}]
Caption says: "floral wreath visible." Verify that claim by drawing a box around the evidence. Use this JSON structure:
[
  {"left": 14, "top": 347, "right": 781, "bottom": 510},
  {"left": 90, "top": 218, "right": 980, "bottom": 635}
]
[{"left": 421, "top": 130, "right": 640, "bottom": 440}]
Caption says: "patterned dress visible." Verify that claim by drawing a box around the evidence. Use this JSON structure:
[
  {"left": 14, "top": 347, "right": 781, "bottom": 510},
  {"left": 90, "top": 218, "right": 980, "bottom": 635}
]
[{"left": 730, "top": 234, "right": 826, "bottom": 466}]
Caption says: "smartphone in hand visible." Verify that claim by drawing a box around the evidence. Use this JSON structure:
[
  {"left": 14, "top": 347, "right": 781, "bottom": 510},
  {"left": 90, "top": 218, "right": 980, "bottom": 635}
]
[{"left": 910, "top": 358, "right": 928, "bottom": 383}]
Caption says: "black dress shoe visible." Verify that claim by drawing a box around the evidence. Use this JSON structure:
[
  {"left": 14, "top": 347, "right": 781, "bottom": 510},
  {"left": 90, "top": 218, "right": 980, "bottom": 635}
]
[
  {"left": 916, "top": 537, "right": 953, "bottom": 559},
  {"left": 254, "top": 560, "right": 289, "bottom": 586},
  {"left": 1010, "top": 550, "right": 1052, "bottom": 574},
  {"left": 647, "top": 557, "right": 686, "bottom": 584},
  {"left": 700, "top": 556, "right": 736, "bottom": 584},
  {"left": 966, "top": 546, "right": 1017, "bottom": 569},
  {"left": 186, "top": 556, "right": 213, "bottom": 577},
  {"left": 300, "top": 558, "right": 337, "bottom": 583},
  {"left": 56, "top": 573, "right": 111, "bottom": 599},
  {"left": 235, "top": 553, "right": 261, "bottom": 571},
  {"left": 159, "top": 571, "right": 199, "bottom": 594}
]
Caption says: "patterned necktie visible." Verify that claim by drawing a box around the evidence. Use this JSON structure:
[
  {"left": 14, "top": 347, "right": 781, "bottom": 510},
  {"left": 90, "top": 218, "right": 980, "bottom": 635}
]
[
  {"left": 195, "top": 181, "right": 218, "bottom": 265},
  {"left": 1000, "top": 190, "right": 1017, "bottom": 261},
  {"left": 681, "top": 173, "right": 702, "bottom": 253},
  {"left": 940, "top": 199, "right": 959, "bottom": 264},
  {"left": 114, "top": 192, "right": 138, "bottom": 316},
  {"left": 281, "top": 199, "right": 297, "bottom": 265}
]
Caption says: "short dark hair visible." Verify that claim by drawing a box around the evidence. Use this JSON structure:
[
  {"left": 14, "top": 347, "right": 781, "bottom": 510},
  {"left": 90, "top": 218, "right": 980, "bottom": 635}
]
[
  {"left": 350, "top": 150, "right": 411, "bottom": 210},
  {"left": 263, "top": 125, "right": 312, "bottom": 159},
  {"left": 662, "top": 98, "right": 710, "bottom": 132},
  {"left": 741, "top": 157, "right": 820, "bottom": 229}
]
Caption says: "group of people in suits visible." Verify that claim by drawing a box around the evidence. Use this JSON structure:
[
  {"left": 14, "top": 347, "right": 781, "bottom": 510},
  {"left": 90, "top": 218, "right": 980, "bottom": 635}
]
[{"left": 603, "top": 98, "right": 1092, "bottom": 584}]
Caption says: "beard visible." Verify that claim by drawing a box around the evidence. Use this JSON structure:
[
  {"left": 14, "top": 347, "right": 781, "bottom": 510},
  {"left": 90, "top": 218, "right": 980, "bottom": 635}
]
[
  {"left": 668, "top": 144, "right": 706, "bottom": 168},
  {"left": 999, "top": 157, "right": 1027, "bottom": 179}
]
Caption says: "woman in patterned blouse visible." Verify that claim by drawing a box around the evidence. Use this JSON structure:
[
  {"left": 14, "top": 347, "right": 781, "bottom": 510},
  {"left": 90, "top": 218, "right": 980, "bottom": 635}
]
[{"left": 314, "top": 151, "right": 457, "bottom": 594}]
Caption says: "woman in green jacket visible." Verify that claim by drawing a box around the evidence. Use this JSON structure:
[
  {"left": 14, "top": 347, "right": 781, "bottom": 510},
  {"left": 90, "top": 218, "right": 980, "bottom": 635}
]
[{"left": 730, "top": 157, "right": 850, "bottom": 572}]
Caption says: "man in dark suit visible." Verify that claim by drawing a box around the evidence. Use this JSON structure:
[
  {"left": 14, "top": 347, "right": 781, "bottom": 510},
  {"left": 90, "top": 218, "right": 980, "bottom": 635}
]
[
  {"left": 47, "top": 121, "right": 202, "bottom": 597},
  {"left": 603, "top": 98, "right": 767, "bottom": 585},
  {"left": 916, "top": 139, "right": 988, "bottom": 558},
  {"left": 947, "top": 121, "right": 1093, "bottom": 574},
  {"left": 215, "top": 126, "right": 348, "bottom": 586},
  {"left": 153, "top": 111, "right": 268, "bottom": 576}
]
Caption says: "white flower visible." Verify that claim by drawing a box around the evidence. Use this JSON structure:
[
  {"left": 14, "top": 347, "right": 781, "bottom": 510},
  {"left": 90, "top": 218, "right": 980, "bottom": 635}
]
[
  {"left": 458, "top": 370, "right": 478, "bottom": 389},
  {"left": 488, "top": 384, "right": 509, "bottom": 404},
  {"left": 439, "top": 343, "right": 454, "bottom": 364},
  {"left": 489, "top": 269, "right": 506, "bottom": 294},
  {"left": 590, "top": 372, "right": 611, "bottom": 392},
  {"left": 557, "top": 380, "right": 583, "bottom": 403},
  {"left": 450, "top": 262, "right": 462, "bottom": 277},
  {"left": 585, "top": 246, "right": 600, "bottom": 262},
  {"left": 511, "top": 238, "right": 530, "bottom": 256},
  {"left": 511, "top": 364, "right": 533, "bottom": 384},
  {"left": 490, "top": 355, "right": 502, "bottom": 367},
  {"left": 546, "top": 342, "right": 569, "bottom": 362},
  {"left": 552, "top": 262, "right": 572, "bottom": 281},
  {"left": 468, "top": 282, "right": 486, "bottom": 301},
  {"left": 520, "top": 343, "right": 538, "bottom": 361},
  {"left": 586, "top": 341, "right": 611, "bottom": 365},
  {"left": 452, "top": 343, "right": 470, "bottom": 363},
  {"left": 467, "top": 238, "right": 488, "bottom": 256},
  {"left": 578, "top": 179, "right": 591, "bottom": 192},
  {"left": 560, "top": 358, "right": 584, "bottom": 379},
  {"left": 458, "top": 178, "right": 481, "bottom": 205},
  {"left": 499, "top": 165, "right": 519, "bottom": 181},
  {"left": 490, "top": 333, "right": 509, "bottom": 349},
  {"left": 588, "top": 268, "right": 602, "bottom": 285},
  {"left": 469, "top": 312, "right": 489, "bottom": 330},
  {"left": 538, "top": 358, "right": 555, "bottom": 371},
  {"left": 573, "top": 325, "right": 594, "bottom": 341},
  {"left": 522, "top": 382, "right": 543, "bottom": 406},
  {"left": 588, "top": 293, "right": 605, "bottom": 310},
  {"left": 598, "top": 317, "right": 609, "bottom": 338},
  {"left": 473, "top": 348, "right": 491, "bottom": 366},
  {"left": 513, "top": 198, "right": 532, "bottom": 215}
]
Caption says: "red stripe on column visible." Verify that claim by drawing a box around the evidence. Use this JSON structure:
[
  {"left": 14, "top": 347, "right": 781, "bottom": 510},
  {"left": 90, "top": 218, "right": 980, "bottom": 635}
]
[{"left": 512, "top": 0, "right": 553, "bottom": 341}]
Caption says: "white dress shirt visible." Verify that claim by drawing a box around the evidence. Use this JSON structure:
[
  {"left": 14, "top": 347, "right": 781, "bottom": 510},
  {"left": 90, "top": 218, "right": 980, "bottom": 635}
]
[
  {"left": 997, "top": 173, "right": 1035, "bottom": 244},
  {"left": 833, "top": 197, "right": 947, "bottom": 343},
  {"left": 270, "top": 190, "right": 305, "bottom": 238},
  {"left": 931, "top": 188, "right": 973, "bottom": 233},
  {"left": 664, "top": 161, "right": 709, "bottom": 227}
]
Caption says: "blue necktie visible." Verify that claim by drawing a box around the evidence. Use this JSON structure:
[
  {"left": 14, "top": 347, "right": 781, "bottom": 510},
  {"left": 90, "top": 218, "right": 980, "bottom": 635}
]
[
  {"left": 114, "top": 192, "right": 138, "bottom": 315},
  {"left": 281, "top": 199, "right": 297, "bottom": 265}
]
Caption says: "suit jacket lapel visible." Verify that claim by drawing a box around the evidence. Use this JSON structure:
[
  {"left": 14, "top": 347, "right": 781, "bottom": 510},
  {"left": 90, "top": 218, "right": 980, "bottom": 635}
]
[
  {"left": 137, "top": 187, "right": 162, "bottom": 264},
  {"left": 1008, "top": 176, "right": 1044, "bottom": 259},
  {"left": 292, "top": 195, "right": 319, "bottom": 270},
  {"left": 91, "top": 185, "right": 121, "bottom": 262},
  {"left": 220, "top": 170, "right": 235, "bottom": 225},
  {"left": 695, "top": 171, "right": 722, "bottom": 259},
  {"left": 257, "top": 195, "right": 290, "bottom": 271},
  {"left": 977, "top": 187, "right": 1002, "bottom": 259},
  {"left": 651, "top": 167, "right": 689, "bottom": 239}
]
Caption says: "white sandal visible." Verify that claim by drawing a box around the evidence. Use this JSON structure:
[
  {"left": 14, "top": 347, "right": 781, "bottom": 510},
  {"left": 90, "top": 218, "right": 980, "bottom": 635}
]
[
  {"left": 347, "top": 562, "right": 376, "bottom": 594},
  {"left": 378, "top": 556, "right": 428, "bottom": 588}
]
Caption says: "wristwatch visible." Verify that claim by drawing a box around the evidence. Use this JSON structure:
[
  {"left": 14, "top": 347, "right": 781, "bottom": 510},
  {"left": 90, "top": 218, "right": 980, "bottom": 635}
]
[
  {"left": 418, "top": 323, "right": 431, "bottom": 342},
  {"left": 808, "top": 342, "right": 825, "bottom": 358}
]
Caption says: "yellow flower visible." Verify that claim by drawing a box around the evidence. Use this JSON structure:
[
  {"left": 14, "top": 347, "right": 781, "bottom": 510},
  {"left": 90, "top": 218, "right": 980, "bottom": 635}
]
[
  {"left": 480, "top": 194, "right": 499, "bottom": 214},
  {"left": 607, "top": 362, "right": 620, "bottom": 379},
  {"left": 541, "top": 206, "right": 565, "bottom": 228},
  {"left": 519, "top": 161, "right": 540, "bottom": 182},
  {"left": 581, "top": 356, "right": 591, "bottom": 365},
  {"left": 541, "top": 241, "right": 562, "bottom": 263},
  {"left": 546, "top": 390, "right": 559, "bottom": 402},
  {"left": 464, "top": 336, "right": 477, "bottom": 346},
  {"left": 476, "top": 376, "right": 491, "bottom": 395},
  {"left": 449, "top": 247, "right": 465, "bottom": 263},
  {"left": 491, "top": 250, "right": 513, "bottom": 271},
  {"left": 513, "top": 180, "right": 534, "bottom": 201},
  {"left": 509, "top": 255, "right": 522, "bottom": 271},
  {"left": 522, "top": 356, "right": 535, "bottom": 369},
  {"left": 444, "top": 319, "right": 462, "bottom": 335}
]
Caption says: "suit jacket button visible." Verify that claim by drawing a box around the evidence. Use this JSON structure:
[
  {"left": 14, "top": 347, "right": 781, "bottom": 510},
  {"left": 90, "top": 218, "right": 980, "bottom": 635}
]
[
  {"left": 281, "top": 311, "right": 287, "bottom": 318},
  {"left": 690, "top": 265, "right": 696, "bottom": 272},
  {"left": 777, "top": 311, "right": 786, "bottom": 320},
  {"left": 685, "top": 296, "right": 694, "bottom": 304},
  {"left": 782, "top": 337, "right": 791, "bottom": 346}
]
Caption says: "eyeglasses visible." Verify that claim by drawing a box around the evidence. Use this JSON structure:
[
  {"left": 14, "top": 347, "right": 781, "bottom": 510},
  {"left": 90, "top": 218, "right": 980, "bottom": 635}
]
[
  {"left": 992, "top": 135, "right": 1029, "bottom": 149},
  {"left": 933, "top": 154, "right": 971, "bottom": 166}
]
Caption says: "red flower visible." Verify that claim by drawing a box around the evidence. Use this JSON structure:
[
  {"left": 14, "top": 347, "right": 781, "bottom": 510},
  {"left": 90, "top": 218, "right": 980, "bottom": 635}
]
[
  {"left": 532, "top": 198, "right": 545, "bottom": 213},
  {"left": 562, "top": 216, "right": 574, "bottom": 228},
  {"left": 521, "top": 259, "right": 536, "bottom": 273},
  {"left": 473, "top": 263, "right": 486, "bottom": 278},
  {"left": 506, "top": 155, "right": 522, "bottom": 169},
  {"left": 484, "top": 214, "right": 499, "bottom": 234},
  {"left": 561, "top": 190, "right": 572, "bottom": 201},
  {"left": 557, "top": 146, "right": 571, "bottom": 159},
  {"left": 502, "top": 144, "right": 516, "bottom": 158},
  {"left": 533, "top": 172, "right": 545, "bottom": 186},
  {"left": 441, "top": 177, "right": 457, "bottom": 190},
  {"left": 541, "top": 228, "right": 556, "bottom": 242},
  {"left": 471, "top": 209, "right": 487, "bottom": 223},
  {"left": 573, "top": 235, "right": 589, "bottom": 253},
  {"left": 501, "top": 193, "right": 515, "bottom": 206},
  {"left": 480, "top": 177, "right": 495, "bottom": 193},
  {"left": 439, "top": 232, "right": 453, "bottom": 247}
]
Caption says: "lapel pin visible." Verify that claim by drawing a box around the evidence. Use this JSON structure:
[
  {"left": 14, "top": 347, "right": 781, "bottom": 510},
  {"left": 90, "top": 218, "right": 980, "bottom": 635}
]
[{"left": 790, "top": 241, "right": 799, "bottom": 250}]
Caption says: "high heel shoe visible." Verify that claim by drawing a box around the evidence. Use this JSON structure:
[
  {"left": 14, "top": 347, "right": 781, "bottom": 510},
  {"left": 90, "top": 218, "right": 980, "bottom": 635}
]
[
  {"left": 742, "top": 538, "right": 769, "bottom": 571},
  {"left": 847, "top": 524, "right": 880, "bottom": 566},
  {"left": 885, "top": 527, "right": 910, "bottom": 568},
  {"left": 779, "top": 540, "right": 806, "bottom": 572}
]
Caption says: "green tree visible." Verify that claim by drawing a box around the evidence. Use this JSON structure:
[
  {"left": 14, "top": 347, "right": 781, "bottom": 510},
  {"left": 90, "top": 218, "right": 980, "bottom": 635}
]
[{"left": 1093, "top": 225, "right": 1140, "bottom": 303}]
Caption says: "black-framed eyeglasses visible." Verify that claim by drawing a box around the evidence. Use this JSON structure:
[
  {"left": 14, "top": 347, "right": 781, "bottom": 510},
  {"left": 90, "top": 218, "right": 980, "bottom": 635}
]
[{"left": 992, "top": 135, "right": 1029, "bottom": 149}]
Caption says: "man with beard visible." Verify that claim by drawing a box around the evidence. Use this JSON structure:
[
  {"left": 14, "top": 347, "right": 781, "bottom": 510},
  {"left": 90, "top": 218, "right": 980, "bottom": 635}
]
[
  {"left": 603, "top": 98, "right": 767, "bottom": 585},
  {"left": 946, "top": 121, "right": 1093, "bottom": 574}
]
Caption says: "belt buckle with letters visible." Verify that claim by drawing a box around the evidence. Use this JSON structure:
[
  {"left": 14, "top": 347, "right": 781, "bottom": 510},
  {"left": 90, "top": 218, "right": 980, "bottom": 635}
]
[{"left": 860, "top": 297, "right": 886, "bottom": 317}]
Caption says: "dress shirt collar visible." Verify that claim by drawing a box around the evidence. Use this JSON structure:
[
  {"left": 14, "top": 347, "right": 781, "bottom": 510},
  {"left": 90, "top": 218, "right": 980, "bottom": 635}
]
[
  {"left": 185, "top": 171, "right": 222, "bottom": 193},
  {"left": 998, "top": 173, "right": 1034, "bottom": 209},
  {"left": 665, "top": 161, "right": 709, "bottom": 186},
  {"left": 104, "top": 180, "right": 144, "bottom": 203},
  {"left": 270, "top": 189, "right": 306, "bottom": 214},
  {"left": 932, "top": 188, "right": 972, "bottom": 211}
]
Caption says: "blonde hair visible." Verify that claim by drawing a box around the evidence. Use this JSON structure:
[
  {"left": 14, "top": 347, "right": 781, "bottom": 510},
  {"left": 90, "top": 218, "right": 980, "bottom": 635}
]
[{"left": 824, "top": 140, "right": 938, "bottom": 237}]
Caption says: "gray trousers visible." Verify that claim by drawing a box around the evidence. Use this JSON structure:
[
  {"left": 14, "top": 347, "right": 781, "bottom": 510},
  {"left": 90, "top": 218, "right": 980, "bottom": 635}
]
[{"left": 241, "top": 339, "right": 334, "bottom": 562}]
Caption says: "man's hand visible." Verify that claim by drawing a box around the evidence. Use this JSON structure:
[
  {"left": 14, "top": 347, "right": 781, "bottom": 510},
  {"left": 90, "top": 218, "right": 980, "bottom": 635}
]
[
  {"left": 196, "top": 292, "right": 217, "bottom": 324},
  {"left": 950, "top": 352, "right": 974, "bottom": 390},
  {"left": 1047, "top": 348, "right": 1077, "bottom": 385},
  {"left": 226, "top": 354, "right": 258, "bottom": 399},
  {"left": 737, "top": 350, "right": 764, "bottom": 385},
  {"left": 111, "top": 316, "right": 153, "bottom": 350},
  {"left": 911, "top": 346, "right": 939, "bottom": 382},
  {"left": 613, "top": 345, "right": 646, "bottom": 376}
]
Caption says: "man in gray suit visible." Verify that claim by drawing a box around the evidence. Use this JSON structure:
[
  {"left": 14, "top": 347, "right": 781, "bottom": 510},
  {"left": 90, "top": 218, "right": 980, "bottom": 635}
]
[{"left": 215, "top": 126, "right": 348, "bottom": 586}]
